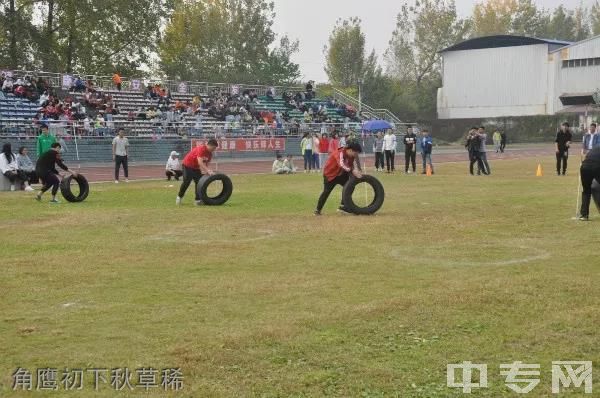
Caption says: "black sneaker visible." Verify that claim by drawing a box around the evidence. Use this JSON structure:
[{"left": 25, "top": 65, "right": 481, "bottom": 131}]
[{"left": 314, "top": 210, "right": 322, "bottom": 216}]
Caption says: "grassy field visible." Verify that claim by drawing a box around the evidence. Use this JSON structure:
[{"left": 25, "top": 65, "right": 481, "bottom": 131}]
[{"left": 0, "top": 156, "right": 598, "bottom": 397}]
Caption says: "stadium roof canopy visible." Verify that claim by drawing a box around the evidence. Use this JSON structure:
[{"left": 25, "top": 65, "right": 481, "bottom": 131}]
[{"left": 440, "top": 35, "right": 572, "bottom": 53}]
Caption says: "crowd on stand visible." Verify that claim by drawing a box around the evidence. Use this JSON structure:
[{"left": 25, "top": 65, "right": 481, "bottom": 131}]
[{"left": 1, "top": 72, "right": 51, "bottom": 103}]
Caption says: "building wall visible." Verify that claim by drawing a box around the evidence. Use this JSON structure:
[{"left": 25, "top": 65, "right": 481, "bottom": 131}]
[
  {"left": 551, "top": 36, "right": 600, "bottom": 113},
  {"left": 437, "top": 44, "right": 551, "bottom": 119}
]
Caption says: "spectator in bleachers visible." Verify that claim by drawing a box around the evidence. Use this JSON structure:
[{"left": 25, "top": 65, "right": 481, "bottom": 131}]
[
  {"left": 165, "top": 151, "right": 183, "bottom": 181},
  {"left": 305, "top": 80, "right": 314, "bottom": 100},
  {"left": 2, "top": 77, "right": 13, "bottom": 93},
  {"left": 16, "top": 147, "right": 37, "bottom": 187},
  {"left": 37, "top": 125, "right": 56, "bottom": 156},
  {"left": 72, "top": 76, "right": 86, "bottom": 92},
  {"left": 112, "top": 73, "right": 122, "bottom": 91}
]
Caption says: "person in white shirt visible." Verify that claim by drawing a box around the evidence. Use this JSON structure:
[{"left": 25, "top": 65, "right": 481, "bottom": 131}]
[
  {"left": 272, "top": 154, "right": 292, "bottom": 174},
  {"left": 383, "top": 130, "right": 397, "bottom": 173},
  {"left": 1, "top": 143, "right": 33, "bottom": 191},
  {"left": 165, "top": 151, "right": 182, "bottom": 181},
  {"left": 284, "top": 154, "right": 297, "bottom": 173},
  {"left": 112, "top": 128, "right": 130, "bottom": 183}
]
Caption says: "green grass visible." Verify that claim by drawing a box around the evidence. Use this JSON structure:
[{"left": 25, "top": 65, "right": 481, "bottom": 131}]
[{"left": 1, "top": 157, "right": 599, "bottom": 397}]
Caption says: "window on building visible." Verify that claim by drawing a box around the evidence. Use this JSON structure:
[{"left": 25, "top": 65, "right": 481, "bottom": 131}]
[
  {"left": 575, "top": 59, "right": 581, "bottom": 67},
  {"left": 562, "top": 60, "right": 569, "bottom": 68},
  {"left": 595, "top": 58, "right": 600, "bottom": 66},
  {"left": 582, "top": 59, "right": 588, "bottom": 67},
  {"left": 568, "top": 60, "right": 575, "bottom": 67}
]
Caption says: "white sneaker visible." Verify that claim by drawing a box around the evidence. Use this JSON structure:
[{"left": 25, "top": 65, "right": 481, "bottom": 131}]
[
  {"left": 195, "top": 200, "right": 204, "bottom": 206},
  {"left": 125, "top": 178, "right": 130, "bottom": 183},
  {"left": 25, "top": 186, "right": 35, "bottom": 192},
  {"left": 115, "top": 180, "right": 119, "bottom": 184},
  {"left": 176, "top": 197, "right": 182, "bottom": 206},
  {"left": 10, "top": 185, "right": 15, "bottom": 191}
]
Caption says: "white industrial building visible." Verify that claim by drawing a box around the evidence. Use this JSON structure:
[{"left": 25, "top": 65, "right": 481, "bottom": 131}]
[{"left": 437, "top": 35, "right": 600, "bottom": 120}]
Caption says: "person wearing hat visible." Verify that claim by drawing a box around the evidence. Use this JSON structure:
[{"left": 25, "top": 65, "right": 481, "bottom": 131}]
[{"left": 165, "top": 151, "right": 183, "bottom": 181}]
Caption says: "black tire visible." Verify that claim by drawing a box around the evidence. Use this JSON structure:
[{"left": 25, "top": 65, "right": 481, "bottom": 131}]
[
  {"left": 592, "top": 179, "right": 600, "bottom": 214},
  {"left": 60, "top": 174, "right": 90, "bottom": 203},
  {"left": 342, "top": 175, "right": 385, "bottom": 215},
  {"left": 197, "top": 174, "right": 233, "bottom": 206}
]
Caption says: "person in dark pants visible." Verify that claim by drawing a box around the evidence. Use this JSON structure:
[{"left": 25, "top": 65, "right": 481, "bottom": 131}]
[
  {"left": 555, "top": 122, "right": 572, "bottom": 176},
  {"left": 314, "top": 141, "right": 363, "bottom": 215},
  {"left": 112, "top": 128, "right": 129, "bottom": 183},
  {"left": 176, "top": 139, "right": 218, "bottom": 206},
  {"left": 578, "top": 146, "right": 600, "bottom": 221},
  {"left": 466, "top": 128, "right": 486, "bottom": 175},
  {"left": 500, "top": 132, "right": 507, "bottom": 153},
  {"left": 383, "top": 130, "right": 396, "bottom": 173},
  {"left": 403, "top": 127, "right": 417, "bottom": 173},
  {"left": 373, "top": 132, "right": 384, "bottom": 171},
  {"left": 35, "top": 143, "right": 77, "bottom": 203}
]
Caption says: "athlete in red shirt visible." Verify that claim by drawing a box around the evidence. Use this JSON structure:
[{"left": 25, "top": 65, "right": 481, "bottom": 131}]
[
  {"left": 177, "top": 139, "right": 219, "bottom": 205},
  {"left": 315, "top": 141, "right": 363, "bottom": 215}
]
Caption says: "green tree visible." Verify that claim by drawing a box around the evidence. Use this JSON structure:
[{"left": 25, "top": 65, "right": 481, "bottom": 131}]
[
  {"left": 386, "top": 0, "right": 469, "bottom": 86},
  {"left": 471, "top": 0, "right": 549, "bottom": 38},
  {"left": 324, "top": 17, "right": 370, "bottom": 88},
  {"left": 0, "top": 0, "right": 35, "bottom": 69},
  {"left": 545, "top": 6, "right": 577, "bottom": 41},
  {"left": 159, "top": 0, "right": 299, "bottom": 84},
  {"left": 592, "top": 1, "right": 600, "bottom": 35}
]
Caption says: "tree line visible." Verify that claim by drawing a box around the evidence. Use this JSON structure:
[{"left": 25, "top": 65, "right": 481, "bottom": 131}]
[
  {"left": 1, "top": 0, "right": 598, "bottom": 122},
  {"left": 325, "top": 0, "right": 600, "bottom": 122}
]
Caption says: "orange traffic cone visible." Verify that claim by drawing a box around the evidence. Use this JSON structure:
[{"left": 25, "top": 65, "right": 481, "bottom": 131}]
[
  {"left": 426, "top": 164, "right": 433, "bottom": 176},
  {"left": 536, "top": 164, "right": 543, "bottom": 177}
]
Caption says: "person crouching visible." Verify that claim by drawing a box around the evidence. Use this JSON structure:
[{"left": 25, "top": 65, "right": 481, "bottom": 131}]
[
  {"left": 165, "top": 151, "right": 183, "bottom": 181},
  {"left": 314, "top": 141, "right": 363, "bottom": 215}
]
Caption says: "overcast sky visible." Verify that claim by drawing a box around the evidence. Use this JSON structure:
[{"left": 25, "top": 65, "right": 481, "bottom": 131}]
[{"left": 271, "top": 0, "right": 594, "bottom": 83}]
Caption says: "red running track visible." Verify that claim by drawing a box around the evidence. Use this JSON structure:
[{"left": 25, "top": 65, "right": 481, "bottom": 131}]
[{"left": 75, "top": 147, "right": 553, "bottom": 183}]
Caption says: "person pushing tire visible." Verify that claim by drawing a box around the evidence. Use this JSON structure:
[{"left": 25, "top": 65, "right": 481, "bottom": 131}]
[
  {"left": 35, "top": 142, "right": 78, "bottom": 204},
  {"left": 176, "top": 139, "right": 219, "bottom": 206},
  {"left": 578, "top": 146, "right": 600, "bottom": 221},
  {"left": 314, "top": 140, "right": 363, "bottom": 215}
]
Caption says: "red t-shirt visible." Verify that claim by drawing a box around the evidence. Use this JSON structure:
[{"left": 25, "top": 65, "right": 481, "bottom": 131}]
[
  {"left": 323, "top": 148, "right": 354, "bottom": 182},
  {"left": 182, "top": 145, "right": 212, "bottom": 169},
  {"left": 328, "top": 138, "right": 339, "bottom": 153},
  {"left": 319, "top": 138, "right": 329, "bottom": 153}
]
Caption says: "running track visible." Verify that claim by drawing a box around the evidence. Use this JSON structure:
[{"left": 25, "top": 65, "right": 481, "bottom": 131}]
[{"left": 77, "top": 146, "right": 554, "bottom": 183}]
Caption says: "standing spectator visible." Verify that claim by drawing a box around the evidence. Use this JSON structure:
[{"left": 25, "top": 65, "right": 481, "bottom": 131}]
[
  {"left": 578, "top": 146, "right": 600, "bottom": 221},
  {"left": 112, "top": 73, "right": 122, "bottom": 91},
  {"left": 403, "top": 127, "right": 417, "bottom": 174},
  {"left": 16, "top": 147, "right": 37, "bottom": 187},
  {"left": 112, "top": 128, "right": 130, "bottom": 183},
  {"left": 582, "top": 123, "right": 599, "bottom": 156},
  {"left": 383, "top": 130, "right": 397, "bottom": 173},
  {"left": 555, "top": 122, "right": 572, "bottom": 176},
  {"left": 312, "top": 133, "right": 321, "bottom": 171},
  {"left": 478, "top": 126, "right": 491, "bottom": 175},
  {"left": 36, "top": 125, "right": 56, "bottom": 156},
  {"left": 165, "top": 151, "right": 182, "bottom": 181},
  {"left": 466, "top": 128, "right": 486, "bottom": 176},
  {"left": 420, "top": 130, "right": 434, "bottom": 175},
  {"left": 373, "top": 132, "right": 385, "bottom": 172},
  {"left": 318, "top": 133, "right": 330, "bottom": 169},
  {"left": 300, "top": 133, "right": 313, "bottom": 173},
  {"left": 493, "top": 130, "right": 502, "bottom": 153},
  {"left": 500, "top": 131, "right": 507, "bottom": 153},
  {"left": 329, "top": 132, "right": 340, "bottom": 153}
]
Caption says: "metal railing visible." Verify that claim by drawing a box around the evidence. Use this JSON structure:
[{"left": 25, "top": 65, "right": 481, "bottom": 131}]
[
  {"left": 0, "top": 118, "right": 369, "bottom": 139},
  {"left": 332, "top": 88, "right": 403, "bottom": 125},
  {"left": 1, "top": 68, "right": 304, "bottom": 97}
]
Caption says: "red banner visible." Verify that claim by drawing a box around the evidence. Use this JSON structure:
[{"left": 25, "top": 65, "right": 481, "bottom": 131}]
[{"left": 191, "top": 138, "right": 286, "bottom": 152}]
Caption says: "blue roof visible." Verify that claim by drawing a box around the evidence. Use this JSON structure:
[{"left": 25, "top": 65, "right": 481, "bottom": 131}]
[{"left": 441, "top": 35, "right": 572, "bottom": 53}]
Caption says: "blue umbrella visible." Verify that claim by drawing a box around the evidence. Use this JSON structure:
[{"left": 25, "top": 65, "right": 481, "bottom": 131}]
[{"left": 362, "top": 120, "right": 393, "bottom": 131}]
